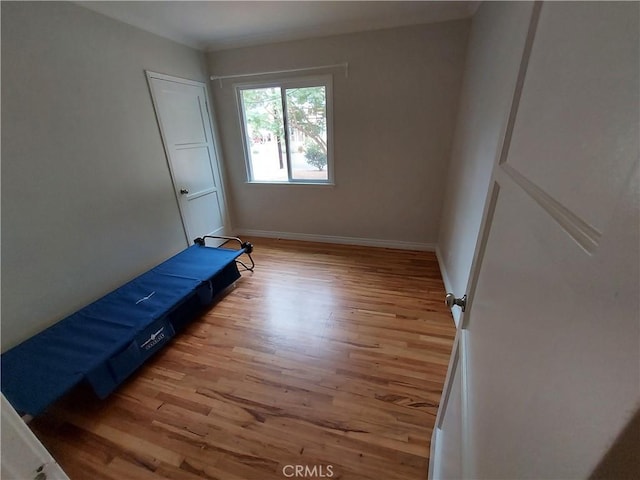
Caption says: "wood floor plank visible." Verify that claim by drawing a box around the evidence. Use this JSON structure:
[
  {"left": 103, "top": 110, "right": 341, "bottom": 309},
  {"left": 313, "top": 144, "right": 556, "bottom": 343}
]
[{"left": 30, "top": 238, "right": 455, "bottom": 479}]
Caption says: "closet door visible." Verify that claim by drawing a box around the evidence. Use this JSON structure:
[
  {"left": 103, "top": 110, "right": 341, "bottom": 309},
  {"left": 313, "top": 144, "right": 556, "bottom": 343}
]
[{"left": 147, "top": 72, "right": 229, "bottom": 243}]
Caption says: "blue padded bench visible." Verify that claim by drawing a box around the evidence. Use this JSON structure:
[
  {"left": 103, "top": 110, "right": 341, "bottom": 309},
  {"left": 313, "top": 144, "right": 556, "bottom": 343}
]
[{"left": 1, "top": 236, "right": 254, "bottom": 416}]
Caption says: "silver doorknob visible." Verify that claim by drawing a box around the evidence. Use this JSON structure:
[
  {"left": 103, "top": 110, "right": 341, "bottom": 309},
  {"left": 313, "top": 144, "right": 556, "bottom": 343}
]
[
  {"left": 180, "top": 188, "right": 189, "bottom": 195},
  {"left": 445, "top": 293, "right": 467, "bottom": 312}
]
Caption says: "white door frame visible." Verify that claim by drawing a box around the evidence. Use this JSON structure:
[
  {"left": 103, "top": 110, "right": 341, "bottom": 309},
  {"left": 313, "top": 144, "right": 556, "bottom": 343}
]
[
  {"left": 145, "top": 71, "right": 231, "bottom": 244},
  {"left": 429, "top": 3, "right": 543, "bottom": 477}
]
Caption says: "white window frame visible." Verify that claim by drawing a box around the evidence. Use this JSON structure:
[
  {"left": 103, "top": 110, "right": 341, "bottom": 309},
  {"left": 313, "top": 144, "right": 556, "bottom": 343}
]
[{"left": 236, "top": 75, "right": 334, "bottom": 185}]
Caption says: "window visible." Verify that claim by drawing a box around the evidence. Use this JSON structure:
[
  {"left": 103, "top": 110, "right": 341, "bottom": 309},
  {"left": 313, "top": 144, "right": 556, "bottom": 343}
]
[{"left": 237, "top": 76, "right": 333, "bottom": 184}]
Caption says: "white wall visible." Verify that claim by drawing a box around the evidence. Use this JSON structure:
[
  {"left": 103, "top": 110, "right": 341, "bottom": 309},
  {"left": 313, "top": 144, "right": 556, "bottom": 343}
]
[
  {"left": 207, "top": 21, "right": 469, "bottom": 247},
  {"left": 437, "top": 1, "right": 534, "bottom": 323},
  {"left": 1, "top": 2, "right": 208, "bottom": 351}
]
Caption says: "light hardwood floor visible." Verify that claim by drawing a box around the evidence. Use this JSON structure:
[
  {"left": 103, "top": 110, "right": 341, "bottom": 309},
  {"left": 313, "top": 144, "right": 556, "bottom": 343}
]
[{"left": 31, "top": 238, "right": 456, "bottom": 480}]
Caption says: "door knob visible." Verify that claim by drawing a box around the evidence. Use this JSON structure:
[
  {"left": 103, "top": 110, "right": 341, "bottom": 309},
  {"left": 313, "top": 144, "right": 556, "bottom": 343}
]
[
  {"left": 180, "top": 188, "right": 189, "bottom": 195},
  {"left": 445, "top": 293, "right": 467, "bottom": 312}
]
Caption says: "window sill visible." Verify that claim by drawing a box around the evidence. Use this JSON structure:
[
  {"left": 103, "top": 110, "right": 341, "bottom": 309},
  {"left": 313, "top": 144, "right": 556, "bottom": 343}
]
[{"left": 245, "top": 181, "right": 335, "bottom": 187}]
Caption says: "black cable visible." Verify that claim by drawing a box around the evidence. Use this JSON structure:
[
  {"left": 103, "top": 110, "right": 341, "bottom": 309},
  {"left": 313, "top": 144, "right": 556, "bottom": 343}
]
[{"left": 194, "top": 235, "right": 255, "bottom": 272}]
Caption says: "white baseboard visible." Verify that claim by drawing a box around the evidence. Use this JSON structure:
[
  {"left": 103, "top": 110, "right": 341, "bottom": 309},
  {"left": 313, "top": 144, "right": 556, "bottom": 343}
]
[
  {"left": 234, "top": 229, "right": 436, "bottom": 252},
  {"left": 435, "top": 246, "right": 461, "bottom": 327}
]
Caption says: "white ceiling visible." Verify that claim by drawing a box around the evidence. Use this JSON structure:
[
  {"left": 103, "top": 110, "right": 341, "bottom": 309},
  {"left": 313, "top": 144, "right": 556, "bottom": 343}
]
[{"left": 77, "top": 1, "right": 479, "bottom": 52}]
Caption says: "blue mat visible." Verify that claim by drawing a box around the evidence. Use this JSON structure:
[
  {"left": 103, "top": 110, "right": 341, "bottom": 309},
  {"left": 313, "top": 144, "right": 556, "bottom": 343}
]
[{"left": 1, "top": 244, "right": 244, "bottom": 416}]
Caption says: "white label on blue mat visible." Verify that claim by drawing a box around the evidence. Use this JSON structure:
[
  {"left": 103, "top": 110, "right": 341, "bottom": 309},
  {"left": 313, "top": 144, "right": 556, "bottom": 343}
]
[
  {"left": 140, "top": 327, "right": 165, "bottom": 350},
  {"left": 135, "top": 291, "right": 156, "bottom": 305}
]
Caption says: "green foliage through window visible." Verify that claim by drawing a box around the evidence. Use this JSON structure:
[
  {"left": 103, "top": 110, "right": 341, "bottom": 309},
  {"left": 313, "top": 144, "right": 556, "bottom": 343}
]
[
  {"left": 239, "top": 79, "right": 330, "bottom": 182},
  {"left": 303, "top": 142, "right": 327, "bottom": 171}
]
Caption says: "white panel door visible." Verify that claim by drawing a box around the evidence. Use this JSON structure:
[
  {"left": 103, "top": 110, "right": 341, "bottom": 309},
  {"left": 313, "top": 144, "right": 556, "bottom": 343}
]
[
  {"left": 147, "top": 72, "right": 228, "bottom": 243},
  {"left": 430, "top": 334, "right": 464, "bottom": 480},
  {"left": 1, "top": 394, "right": 69, "bottom": 480},
  {"left": 432, "top": 2, "right": 639, "bottom": 478}
]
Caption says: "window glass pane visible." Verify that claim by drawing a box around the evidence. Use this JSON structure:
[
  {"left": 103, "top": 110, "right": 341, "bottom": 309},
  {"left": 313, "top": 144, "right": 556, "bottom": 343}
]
[
  {"left": 241, "top": 87, "right": 288, "bottom": 182},
  {"left": 285, "top": 86, "right": 328, "bottom": 181}
]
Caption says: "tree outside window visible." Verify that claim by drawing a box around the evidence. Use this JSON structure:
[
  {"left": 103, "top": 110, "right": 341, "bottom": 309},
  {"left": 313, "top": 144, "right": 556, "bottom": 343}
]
[{"left": 238, "top": 77, "right": 332, "bottom": 183}]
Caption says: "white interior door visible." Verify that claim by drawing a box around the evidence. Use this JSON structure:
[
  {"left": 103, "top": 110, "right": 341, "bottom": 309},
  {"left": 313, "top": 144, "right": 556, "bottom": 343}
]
[
  {"left": 1, "top": 394, "right": 69, "bottom": 480},
  {"left": 430, "top": 333, "right": 464, "bottom": 480},
  {"left": 147, "top": 72, "right": 228, "bottom": 243},
  {"left": 432, "top": 2, "right": 639, "bottom": 478}
]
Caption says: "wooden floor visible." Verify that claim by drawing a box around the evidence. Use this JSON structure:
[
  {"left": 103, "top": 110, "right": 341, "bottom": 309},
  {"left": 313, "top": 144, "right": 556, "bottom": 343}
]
[{"left": 31, "top": 238, "right": 456, "bottom": 480}]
